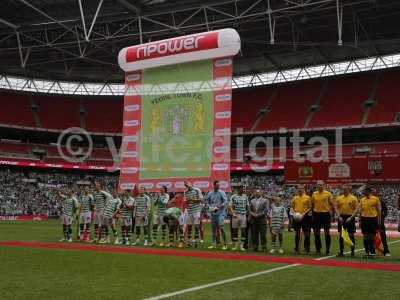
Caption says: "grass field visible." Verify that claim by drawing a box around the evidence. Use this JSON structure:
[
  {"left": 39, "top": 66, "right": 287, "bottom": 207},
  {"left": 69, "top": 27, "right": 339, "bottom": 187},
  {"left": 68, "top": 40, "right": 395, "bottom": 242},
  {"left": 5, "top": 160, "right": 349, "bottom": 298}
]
[{"left": 0, "top": 220, "right": 399, "bottom": 300}]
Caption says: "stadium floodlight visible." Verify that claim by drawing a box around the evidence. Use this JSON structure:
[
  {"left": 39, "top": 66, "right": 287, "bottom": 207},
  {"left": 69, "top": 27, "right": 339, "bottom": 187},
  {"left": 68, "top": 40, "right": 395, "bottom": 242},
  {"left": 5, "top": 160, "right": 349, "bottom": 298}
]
[{"left": 1, "top": 52, "right": 400, "bottom": 96}]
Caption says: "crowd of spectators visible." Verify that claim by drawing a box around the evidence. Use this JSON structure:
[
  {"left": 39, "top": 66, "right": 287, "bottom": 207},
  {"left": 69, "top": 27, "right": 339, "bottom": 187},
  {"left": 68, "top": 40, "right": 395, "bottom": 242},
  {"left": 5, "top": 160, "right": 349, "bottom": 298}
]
[
  {"left": 1, "top": 169, "right": 399, "bottom": 223},
  {"left": 0, "top": 169, "right": 117, "bottom": 216}
]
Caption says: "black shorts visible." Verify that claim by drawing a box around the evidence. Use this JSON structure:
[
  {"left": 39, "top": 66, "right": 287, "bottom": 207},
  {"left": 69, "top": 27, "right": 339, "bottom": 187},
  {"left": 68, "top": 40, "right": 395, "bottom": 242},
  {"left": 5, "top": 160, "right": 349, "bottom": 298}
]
[
  {"left": 293, "top": 214, "right": 312, "bottom": 231},
  {"left": 361, "top": 217, "right": 378, "bottom": 235},
  {"left": 338, "top": 215, "right": 356, "bottom": 233},
  {"left": 313, "top": 212, "right": 331, "bottom": 229}
]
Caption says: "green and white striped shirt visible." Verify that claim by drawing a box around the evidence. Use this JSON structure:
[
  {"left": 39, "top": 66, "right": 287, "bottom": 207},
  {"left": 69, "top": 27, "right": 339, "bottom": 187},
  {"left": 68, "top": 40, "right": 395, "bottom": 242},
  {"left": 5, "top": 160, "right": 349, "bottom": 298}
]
[
  {"left": 103, "top": 196, "right": 122, "bottom": 219},
  {"left": 135, "top": 195, "right": 151, "bottom": 217},
  {"left": 185, "top": 187, "right": 203, "bottom": 214},
  {"left": 61, "top": 196, "right": 78, "bottom": 217},
  {"left": 270, "top": 204, "right": 286, "bottom": 230},
  {"left": 229, "top": 194, "right": 249, "bottom": 215},
  {"left": 93, "top": 190, "right": 107, "bottom": 212},
  {"left": 156, "top": 193, "right": 170, "bottom": 216},
  {"left": 121, "top": 197, "right": 134, "bottom": 219},
  {"left": 78, "top": 194, "right": 93, "bottom": 213}
]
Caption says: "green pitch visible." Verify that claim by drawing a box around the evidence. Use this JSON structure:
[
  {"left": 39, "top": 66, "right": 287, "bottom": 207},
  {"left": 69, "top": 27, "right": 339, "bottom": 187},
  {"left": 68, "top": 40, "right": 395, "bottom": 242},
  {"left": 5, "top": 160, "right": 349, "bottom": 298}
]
[
  {"left": 140, "top": 60, "right": 214, "bottom": 179},
  {"left": 0, "top": 220, "right": 399, "bottom": 300}
]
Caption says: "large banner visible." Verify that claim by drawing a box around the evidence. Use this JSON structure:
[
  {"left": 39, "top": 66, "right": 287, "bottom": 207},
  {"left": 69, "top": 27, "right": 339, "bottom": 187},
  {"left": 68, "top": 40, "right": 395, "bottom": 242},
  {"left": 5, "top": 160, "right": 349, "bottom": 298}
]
[{"left": 118, "top": 29, "right": 240, "bottom": 192}]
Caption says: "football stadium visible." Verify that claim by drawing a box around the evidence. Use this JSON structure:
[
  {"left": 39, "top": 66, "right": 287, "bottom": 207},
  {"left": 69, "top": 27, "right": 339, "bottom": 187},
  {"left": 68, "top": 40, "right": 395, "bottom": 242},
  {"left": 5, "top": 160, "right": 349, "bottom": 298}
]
[{"left": 1, "top": 0, "right": 400, "bottom": 299}]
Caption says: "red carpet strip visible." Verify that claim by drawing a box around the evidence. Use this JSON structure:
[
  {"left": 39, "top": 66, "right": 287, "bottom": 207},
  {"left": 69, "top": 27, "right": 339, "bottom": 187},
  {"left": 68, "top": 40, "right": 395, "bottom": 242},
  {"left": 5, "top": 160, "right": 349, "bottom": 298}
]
[{"left": 1, "top": 240, "right": 399, "bottom": 272}]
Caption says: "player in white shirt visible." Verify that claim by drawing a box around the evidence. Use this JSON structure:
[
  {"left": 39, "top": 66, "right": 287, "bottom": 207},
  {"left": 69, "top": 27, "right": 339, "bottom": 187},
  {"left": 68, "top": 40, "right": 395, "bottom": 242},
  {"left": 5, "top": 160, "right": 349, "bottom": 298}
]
[{"left": 99, "top": 190, "right": 122, "bottom": 244}]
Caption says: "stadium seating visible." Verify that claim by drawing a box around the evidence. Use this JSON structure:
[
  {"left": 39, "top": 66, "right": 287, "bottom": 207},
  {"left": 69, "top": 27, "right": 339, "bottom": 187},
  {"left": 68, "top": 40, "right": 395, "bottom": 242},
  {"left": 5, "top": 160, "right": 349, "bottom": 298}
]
[
  {"left": 84, "top": 98, "right": 123, "bottom": 133},
  {"left": 3, "top": 140, "right": 399, "bottom": 166},
  {"left": 368, "top": 71, "right": 400, "bottom": 124},
  {"left": 0, "top": 92, "right": 35, "bottom": 127},
  {"left": 34, "top": 96, "right": 81, "bottom": 130},
  {"left": 255, "top": 80, "right": 322, "bottom": 131},
  {"left": 308, "top": 75, "right": 375, "bottom": 128},
  {"left": 231, "top": 87, "right": 274, "bottom": 132},
  {"left": 0, "top": 71, "right": 399, "bottom": 133},
  {"left": 0, "top": 142, "right": 31, "bottom": 158}
]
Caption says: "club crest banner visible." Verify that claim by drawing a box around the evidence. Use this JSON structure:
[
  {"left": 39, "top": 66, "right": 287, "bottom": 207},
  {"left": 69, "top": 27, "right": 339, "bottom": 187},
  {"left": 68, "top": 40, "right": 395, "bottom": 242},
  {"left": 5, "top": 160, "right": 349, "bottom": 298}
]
[{"left": 118, "top": 29, "right": 240, "bottom": 192}]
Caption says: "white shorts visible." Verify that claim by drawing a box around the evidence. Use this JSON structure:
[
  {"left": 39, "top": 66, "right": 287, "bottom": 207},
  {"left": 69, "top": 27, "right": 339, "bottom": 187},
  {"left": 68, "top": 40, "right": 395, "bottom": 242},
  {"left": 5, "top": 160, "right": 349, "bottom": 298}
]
[
  {"left": 79, "top": 212, "right": 92, "bottom": 224},
  {"left": 154, "top": 215, "right": 166, "bottom": 226},
  {"left": 187, "top": 212, "right": 201, "bottom": 225},
  {"left": 231, "top": 214, "right": 247, "bottom": 229},
  {"left": 135, "top": 216, "right": 149, "bottom": 226},
  {"left": 120, "top": 217, "right": 132, "bottom": 227},
  {"left": 93, "top": 211, "right": 104, "bottom": 226},
  {"left": 182, "top": 209, "right": 189, "bottom": 225},
  {"left": 61, "top": 215, "right": 73, "bottom": 226}
]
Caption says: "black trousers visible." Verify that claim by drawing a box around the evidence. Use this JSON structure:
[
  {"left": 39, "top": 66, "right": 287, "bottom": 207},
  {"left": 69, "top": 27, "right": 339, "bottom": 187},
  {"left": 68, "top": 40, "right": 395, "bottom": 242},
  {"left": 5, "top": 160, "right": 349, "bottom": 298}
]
[
  {"left": 380, "top": 221, "right": 390, "bottom": 254},
  {"left": 251, "top": 217, "right": 267, "bottom": 250},
  {"left": 243, "top": 215, "right": 251, "bottom": 249}
]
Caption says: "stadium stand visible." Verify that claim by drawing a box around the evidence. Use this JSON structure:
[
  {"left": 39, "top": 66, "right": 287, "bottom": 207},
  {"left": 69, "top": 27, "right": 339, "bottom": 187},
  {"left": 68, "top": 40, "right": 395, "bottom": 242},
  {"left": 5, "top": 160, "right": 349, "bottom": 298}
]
[
  {"left": 0, "top": 92, "right": 35, "bottom": 127},
  {"left": 255, "top": 80, "right": 322, "bottom": 131},
  {"left": 0, "top": 169, "right": 117, "bottom": 216},
  {"left": 84, "top": 98, "right": 123, "bottom": 133},
  {"left": 2, "top": 140, "right": 400, "bottom": 166},
  {"left": 0, "top": 71, "right": 399, "bottom": 133},
  {"left": 34, "top": 96, "right": 81, "bottom": 130},
  {"left": 231, "top": 87, "right": 274, "bottom": 132},
  {"left": 1, "top": 168, "right": 398, "bottom": 221},
  {"left": 368, "top": 71, "right": 400, "bottom": 124},
  {"left": 308, "top": 75, "right": 375, "bottom": 128}
]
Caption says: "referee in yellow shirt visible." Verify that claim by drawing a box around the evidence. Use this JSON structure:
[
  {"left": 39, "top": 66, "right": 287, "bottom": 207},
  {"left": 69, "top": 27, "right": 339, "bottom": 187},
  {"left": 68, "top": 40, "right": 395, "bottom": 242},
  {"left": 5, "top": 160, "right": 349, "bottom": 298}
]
[
  {"left": 290, "top": 185, "right": 312, "bottom": 254},
  {"left": 360, "top": 187, "right": 381, "bottom": 257},
  {"left": 311, "top": 181, "right": 336, "bottom": 255},
  {"left": 336, "top": 185, "right": 358, "bottom": 257}
]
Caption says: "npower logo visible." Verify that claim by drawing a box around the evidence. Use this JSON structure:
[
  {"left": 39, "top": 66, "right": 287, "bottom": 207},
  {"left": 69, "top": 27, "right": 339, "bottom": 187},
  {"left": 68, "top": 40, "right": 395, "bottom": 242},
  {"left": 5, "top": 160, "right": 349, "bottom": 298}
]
[
  {"left": 213, "top": 163, "right": 229, "bottom": 171},
  {"left": 134, "top": 35, "right": 207, "bottom": 59},
  {"left": 124, "top": 120, "right": 140, "bottom": 127},
  {"left": 120, "top": 183, "right": 135, "bottom": 190},
  {"left": 122, "top": 151, "right": 138, "bottom": 158},
  {"left": 125, "top": 31, "right": 219, "bottom": 63},
  {"left": 124, "top": 104, "right": 140, "bottom": 112},
  {"left": 215, "top": 111, "right": 231, "bottom": 119},
  {"left": 214, "top": 128, "right": 230, "bottom": 136},
  {"left": 121, "top": 167, "right": 138, "bottom": 174},
  {"left": 215, "top": 94, "right": 231, "bottom": 102},
  {"left": 123, "top": 135, "right": 139, "bottom": 142}
]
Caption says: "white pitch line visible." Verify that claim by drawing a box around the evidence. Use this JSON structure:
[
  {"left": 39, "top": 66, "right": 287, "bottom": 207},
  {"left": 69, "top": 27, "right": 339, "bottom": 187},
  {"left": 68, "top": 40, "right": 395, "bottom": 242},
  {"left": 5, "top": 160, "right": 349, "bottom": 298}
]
[
  {"left": 143, "top": 264, "right": 300, "bottom": 300},
  {"left": 144, "top": 239, "right": 400, "bottom": 300}
]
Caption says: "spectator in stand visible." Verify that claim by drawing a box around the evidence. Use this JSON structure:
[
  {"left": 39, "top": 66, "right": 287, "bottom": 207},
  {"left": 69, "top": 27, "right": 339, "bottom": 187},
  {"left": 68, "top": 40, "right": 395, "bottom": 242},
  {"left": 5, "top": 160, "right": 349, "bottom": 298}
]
[{"left": 0, "top": 168, "right": 117, "bottom": 217}]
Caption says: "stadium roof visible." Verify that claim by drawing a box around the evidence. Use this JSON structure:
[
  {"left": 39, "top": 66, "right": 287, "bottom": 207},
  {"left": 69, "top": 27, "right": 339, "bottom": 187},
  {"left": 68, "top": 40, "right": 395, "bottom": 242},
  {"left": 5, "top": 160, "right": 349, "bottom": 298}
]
[{"left": 1, "top": 0, "right": 400, "bottom": 83}]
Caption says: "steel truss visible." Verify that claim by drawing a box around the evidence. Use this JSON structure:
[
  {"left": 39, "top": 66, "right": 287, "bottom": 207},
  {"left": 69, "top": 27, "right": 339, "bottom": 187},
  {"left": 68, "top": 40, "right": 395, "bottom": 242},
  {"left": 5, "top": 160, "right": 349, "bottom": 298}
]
[
  {"left": 1, "top": 52, "right": 399, "bottom": 96},
  {"left": 0, "top": 0, "right": 386, "bottom": 76}
]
